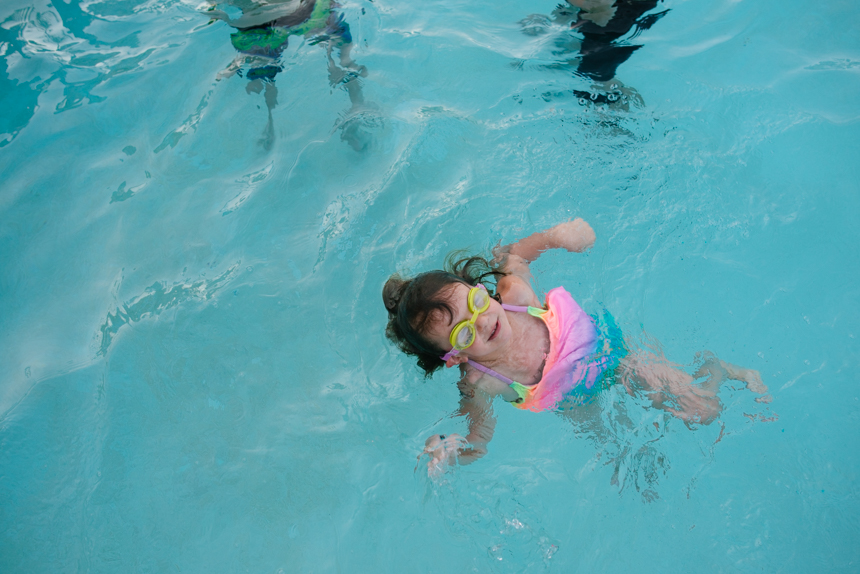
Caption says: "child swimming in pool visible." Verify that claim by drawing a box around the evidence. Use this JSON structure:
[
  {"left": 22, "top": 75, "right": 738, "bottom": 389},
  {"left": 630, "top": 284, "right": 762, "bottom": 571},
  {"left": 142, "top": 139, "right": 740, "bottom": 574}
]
[{"left": 382, "top": 219, "right": 769, "bottom": 474}]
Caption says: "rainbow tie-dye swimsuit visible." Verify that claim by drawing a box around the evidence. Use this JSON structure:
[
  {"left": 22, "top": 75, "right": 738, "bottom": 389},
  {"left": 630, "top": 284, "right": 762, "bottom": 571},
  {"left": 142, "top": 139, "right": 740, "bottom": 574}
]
[{"left": 466, "top": 287, "right": 626, "bottom": 412}]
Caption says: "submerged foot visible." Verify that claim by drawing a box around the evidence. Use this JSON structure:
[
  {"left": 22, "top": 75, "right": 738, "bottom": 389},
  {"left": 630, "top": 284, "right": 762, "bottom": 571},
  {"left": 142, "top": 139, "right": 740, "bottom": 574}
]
[
  {"left": 573, "top": 80, "right": 644, "bottom": 111},
  {"left": 695, "top": 352, "right": 770, "bottom": 398},
  {"left": 339, "top": 107, "right": 383, "bottom": 152},
  {"left": 722, "top": 363, "right": 768, "bottom": 395}
]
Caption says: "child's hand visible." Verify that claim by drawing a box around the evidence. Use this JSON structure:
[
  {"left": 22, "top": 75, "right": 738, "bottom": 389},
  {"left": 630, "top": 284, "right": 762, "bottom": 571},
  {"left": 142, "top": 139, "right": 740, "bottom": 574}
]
[
  {"left": 421, "top": 434, "right": 466, "bottom": 477},
  {"left": 548, "top": 218, "right": 596, "bottom": 253}
]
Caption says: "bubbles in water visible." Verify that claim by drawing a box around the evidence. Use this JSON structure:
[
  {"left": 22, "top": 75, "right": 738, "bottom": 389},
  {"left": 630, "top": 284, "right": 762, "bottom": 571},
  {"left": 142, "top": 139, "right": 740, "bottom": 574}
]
[
  {"left": 489, "top": 544, "right": 501, "bottom": 560},
  {"left": 540, "top": 537, "right": 559, "bottom": 561}
]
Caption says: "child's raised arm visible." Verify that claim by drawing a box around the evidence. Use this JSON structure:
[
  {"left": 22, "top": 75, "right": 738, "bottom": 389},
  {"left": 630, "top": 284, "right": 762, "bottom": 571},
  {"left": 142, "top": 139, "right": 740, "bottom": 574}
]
[
  {"left": 493, "top": 219, "right": 595, "bottom": 306},
  {"left": 500, "top": 218, "right": 595, "bottom": 262}
]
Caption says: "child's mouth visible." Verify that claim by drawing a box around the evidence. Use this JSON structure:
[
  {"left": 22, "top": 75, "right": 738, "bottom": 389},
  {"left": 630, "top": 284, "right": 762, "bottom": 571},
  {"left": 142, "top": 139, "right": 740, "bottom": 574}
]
[{"left": 488, "top": 320, "right": 500, "bottom": 341}]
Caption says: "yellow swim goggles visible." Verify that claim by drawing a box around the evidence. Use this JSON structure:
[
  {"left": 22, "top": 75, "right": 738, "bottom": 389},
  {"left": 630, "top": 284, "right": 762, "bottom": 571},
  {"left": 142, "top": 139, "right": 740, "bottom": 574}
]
[{"left": 441, "top": 284, "right": 491, "bottom": 359}]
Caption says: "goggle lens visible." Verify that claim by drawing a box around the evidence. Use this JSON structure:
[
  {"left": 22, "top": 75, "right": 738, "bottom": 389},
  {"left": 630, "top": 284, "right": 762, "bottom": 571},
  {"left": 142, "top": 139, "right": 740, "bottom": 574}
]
[
  {"left": 454, "top": 325, "right": 475, "bottom": 349},
  {"left": 469, "top": 288, "right": 490, "bottom": 312},
  {"left": 447, "top": 285, "right": 491, "bottom": 351}
]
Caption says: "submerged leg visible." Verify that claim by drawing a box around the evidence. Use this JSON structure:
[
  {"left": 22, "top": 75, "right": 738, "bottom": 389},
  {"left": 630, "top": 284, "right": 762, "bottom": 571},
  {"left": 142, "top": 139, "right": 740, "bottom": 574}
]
[
  {"left": 559, "top": 384, "right": 669, "bottom": 499},
  {"left": 621, "top": 350, "right": 723, "bottom": 425},
  {"left": 260, "top": 81, "right": 278, "bottom": 150},
  {"left": 326, "top": 42, "right": 366, "bottom": 106},
  {"left": 693, "top": 351, "right": 770, "bottom": 398},
  {"left": 244, "top": 77, "right": 278, "bottom": 150},
  {"left": 559, "top": 396, "right": 610, "bottom": 438}
]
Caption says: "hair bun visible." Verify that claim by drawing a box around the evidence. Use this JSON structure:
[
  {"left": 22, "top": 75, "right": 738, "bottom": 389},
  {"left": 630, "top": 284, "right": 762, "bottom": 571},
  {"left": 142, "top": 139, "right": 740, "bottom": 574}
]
[{"left": 382, "top": 275, "right": 407, "bottom": 313}]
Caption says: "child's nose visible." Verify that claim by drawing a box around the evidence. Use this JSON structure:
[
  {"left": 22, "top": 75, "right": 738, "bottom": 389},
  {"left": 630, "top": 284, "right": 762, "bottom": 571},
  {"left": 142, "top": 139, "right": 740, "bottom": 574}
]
[{"left": 477, "top": 313, "right": 494, "bottom": 335}]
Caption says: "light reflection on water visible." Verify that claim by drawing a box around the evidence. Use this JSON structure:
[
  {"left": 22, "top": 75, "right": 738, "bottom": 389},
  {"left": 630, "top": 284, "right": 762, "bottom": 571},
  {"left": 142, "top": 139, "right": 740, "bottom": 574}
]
[{"left": 1, "top": 0, "right": 859, "bottom": 571}]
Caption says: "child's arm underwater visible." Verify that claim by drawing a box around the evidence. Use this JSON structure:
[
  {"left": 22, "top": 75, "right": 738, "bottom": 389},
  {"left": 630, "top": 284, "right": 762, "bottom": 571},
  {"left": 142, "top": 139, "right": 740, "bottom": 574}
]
[
  {"left": 423, "top": 380, "right": 497, "bottom": 469},
  {"left": 493, "top": 218, "right": 596, "bottom": 305},
  {"left": 453, "top": 379, "right": 497, "bottom": 463}
]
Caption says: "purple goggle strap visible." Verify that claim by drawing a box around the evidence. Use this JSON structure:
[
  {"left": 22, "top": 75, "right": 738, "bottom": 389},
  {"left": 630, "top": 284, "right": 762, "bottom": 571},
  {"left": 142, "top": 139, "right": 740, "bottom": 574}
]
[
  {"left": 464, "top": 359, "right": 516, "bottom": 386},
  {"left": 501, "top": 303, "right": 530, "bottom": 313}
]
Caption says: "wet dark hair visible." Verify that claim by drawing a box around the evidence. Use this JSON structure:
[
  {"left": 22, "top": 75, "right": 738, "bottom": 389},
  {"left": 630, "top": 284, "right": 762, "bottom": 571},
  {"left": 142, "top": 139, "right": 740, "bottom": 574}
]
[{"left": 382, "top": 253, "right": 506, "bottom": 377}]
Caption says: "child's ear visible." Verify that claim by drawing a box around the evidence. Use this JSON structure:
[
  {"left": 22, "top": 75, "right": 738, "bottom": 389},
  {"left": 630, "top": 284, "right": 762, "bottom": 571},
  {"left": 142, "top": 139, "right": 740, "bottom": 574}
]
[{"left": 445, "top": 355, "right": 467, "bottom": 368}]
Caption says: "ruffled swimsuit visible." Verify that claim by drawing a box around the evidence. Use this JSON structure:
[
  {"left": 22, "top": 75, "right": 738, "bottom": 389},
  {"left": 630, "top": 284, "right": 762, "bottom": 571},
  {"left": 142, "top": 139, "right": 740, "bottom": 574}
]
[{"left": 466, "top": 287, "right": 626, "bottom": 412}]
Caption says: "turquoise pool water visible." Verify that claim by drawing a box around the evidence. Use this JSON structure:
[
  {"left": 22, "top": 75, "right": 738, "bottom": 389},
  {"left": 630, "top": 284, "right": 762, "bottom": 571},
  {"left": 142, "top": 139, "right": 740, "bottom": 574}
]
[{"left": 1, "top": 0, "right": 858, "bottom": 571}]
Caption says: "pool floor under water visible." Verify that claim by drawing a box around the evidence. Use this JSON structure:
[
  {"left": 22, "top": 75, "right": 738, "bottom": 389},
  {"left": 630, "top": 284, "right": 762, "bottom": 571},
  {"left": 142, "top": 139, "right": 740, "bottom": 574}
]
[{"left": 0, "top": 0, "right": 858, "bottom": 571}]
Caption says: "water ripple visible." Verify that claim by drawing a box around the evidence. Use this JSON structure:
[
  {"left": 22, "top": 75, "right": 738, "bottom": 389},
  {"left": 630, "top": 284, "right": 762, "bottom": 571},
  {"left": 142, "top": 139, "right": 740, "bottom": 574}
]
[
  {"left": 0, "top": 0, "right": 184, "bottom": 147},
  {"left": 96, "top": 262, "right": 240, "bottom": 357}
]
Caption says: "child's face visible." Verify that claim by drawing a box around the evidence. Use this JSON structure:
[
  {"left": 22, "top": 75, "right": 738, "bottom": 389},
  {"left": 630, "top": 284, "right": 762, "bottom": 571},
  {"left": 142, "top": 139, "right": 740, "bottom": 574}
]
[{"left": 425, "top": 283, "right": 512, "bottom": 360}]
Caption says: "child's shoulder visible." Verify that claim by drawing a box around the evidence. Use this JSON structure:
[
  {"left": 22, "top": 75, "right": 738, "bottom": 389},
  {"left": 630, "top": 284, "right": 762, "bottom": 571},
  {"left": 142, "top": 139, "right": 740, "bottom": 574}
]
[{"left": 497, "top": 273, "right": 542, "bottom": 308}]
